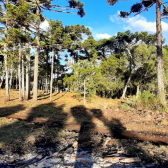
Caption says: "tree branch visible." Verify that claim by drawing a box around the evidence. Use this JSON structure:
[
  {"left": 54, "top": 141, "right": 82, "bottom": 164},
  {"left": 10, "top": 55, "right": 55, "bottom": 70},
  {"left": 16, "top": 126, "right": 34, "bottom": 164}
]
[
  {"left": 134, "top": 2, "right": 155, "bottom": 16},
  {"left": 161, "top": 16, "right": 168, "bottom": 19}
]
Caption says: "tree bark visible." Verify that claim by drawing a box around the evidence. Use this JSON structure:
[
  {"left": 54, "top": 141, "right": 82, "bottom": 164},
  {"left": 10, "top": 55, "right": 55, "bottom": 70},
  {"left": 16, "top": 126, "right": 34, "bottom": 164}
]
[
  {"left": 156, "top": 0, "right": 165, "bottom": 102},
  {"left": 4, "top": 2, "right": 10, "bottom": 101},
  {"left": 25, "top": 43, "right": 30, "bottom": 100},
  {"left": 9, "top": 65, "right": 13, "bottom": 91},
  {"left": 84, "top": 79, "right": 86, "bottom": 105},
  {"left": 4, "top": 44, "right": 10, "bottom": 101},
  {"left": 136, "top": 84, "right": 140, "bottom": 98},
  {"left": 16, "top": 71, "right": 18, "bottom": 89},
  {"left": 22, "top": 54, "right": 25, "bottom": 99},
  {"left": 121, "top": 72, "right": 133, "bottom": 99},
  {"left": 33, "top": 0, "right": 40, "bottom": 101},
  {"left": 50, "top": 50, "right": 55, "bottom": 101},
  {"left": 19, "top": 44, "right": 23, "bottom": 101},
  {"left": 121, "top": 48, "right": 134, "bottom": 99},
  {"left": 45, "top": 49, "right": 49, "bottom": 93},
  {"left": 0, "top": 73, "right": 4, "bottom": 88}
]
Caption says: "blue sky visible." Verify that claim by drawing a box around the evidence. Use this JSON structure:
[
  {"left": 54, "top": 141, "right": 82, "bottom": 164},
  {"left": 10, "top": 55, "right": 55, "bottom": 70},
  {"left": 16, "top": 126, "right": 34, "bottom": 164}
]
[{"left": 41, "top": 0, "right": 168, "bottom": 44}]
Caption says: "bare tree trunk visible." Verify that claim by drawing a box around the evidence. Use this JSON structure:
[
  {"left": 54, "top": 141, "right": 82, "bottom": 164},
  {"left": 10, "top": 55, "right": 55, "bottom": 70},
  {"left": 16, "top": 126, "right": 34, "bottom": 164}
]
[
  {"left": 56, "top": 55, "right": 59, "bottom": 92},
  {"left": 16, "top": 71, "right": 18, "bottom": 89},
  {"left": 121, "top": 72, "right": 133, "bottom": 99},
  {"left": 33, "top": 0, "right": 40, "bottom": 101},
  {"left": 33, "top": 41, "right": 39, "bottom": 101},
  {"left": 25, "top": 43, "right": 30, "bottom": 100},
  {"left": 22, "top": 54, "right": 25, "bottom": 99},
  {"left": 136, "top": 84, "right": 140, "bottom": 98},
  {"left": 9, "top": 65, "right": 13, "bottom": 91},
  {"left": 4, "top": 44, "right": 10, "bottom": 101},
  {"left": 4, "top": 4, "right": 10, "bottom": 101},
  {"left": 45, "top": 49, "right": 49, "bottom": 93},
  {"left": 121, "top": 47, "right": 134, "bottom": 99},
  {"left": 19, "top": 44, "right": 23, "bottom": 101},
  {"left": 84, "top": 79, "right": 86, "bottom": 105},
  {"left": 0, "top": 73, "right": 4, "bottom": 88},
  {"left": 50, "top": 50, "right": 55, "bottom": 101},
  {"left": 156, "top": 0, "right": 165, "bottom": 102}
]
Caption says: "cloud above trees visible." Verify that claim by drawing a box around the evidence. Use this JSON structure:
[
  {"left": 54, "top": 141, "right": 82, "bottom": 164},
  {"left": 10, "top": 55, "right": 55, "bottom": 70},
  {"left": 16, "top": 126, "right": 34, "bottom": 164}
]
[
  {"left": 96, "top": 33, "right": 111, "bottom": 39},
  {"left": 110, "top": 13, "right": 168, "bottom": 33}
]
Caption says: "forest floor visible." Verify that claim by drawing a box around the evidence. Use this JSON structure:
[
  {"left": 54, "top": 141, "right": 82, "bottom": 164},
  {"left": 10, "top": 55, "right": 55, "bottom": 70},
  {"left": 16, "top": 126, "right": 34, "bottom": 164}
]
[{"left": 0, "top": 89, "right": 168, "bottom": 165}]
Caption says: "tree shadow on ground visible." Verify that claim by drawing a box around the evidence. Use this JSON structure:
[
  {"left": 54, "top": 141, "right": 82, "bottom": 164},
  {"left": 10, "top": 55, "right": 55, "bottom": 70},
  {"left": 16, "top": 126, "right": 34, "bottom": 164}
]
[
  {"left": 0, "top": 103, "right": 167, "bottom": 167},
  {"left": 0, "top": 103, "right": 68, "bottom": 155},
  {"left": 0, "top": 105, "right": 25, "bottom": 117},
  {"left": 53, "top": 92, "right": 67, "bottom": 101},
  {"left": 37, "top": 92, "right": 62, "bottom": 101},
  {"left": 71, "top": 105, "right": 94, "bottom": 168},
  {"left": 90, "top": 108, "right": 168, "bottom": 167}
]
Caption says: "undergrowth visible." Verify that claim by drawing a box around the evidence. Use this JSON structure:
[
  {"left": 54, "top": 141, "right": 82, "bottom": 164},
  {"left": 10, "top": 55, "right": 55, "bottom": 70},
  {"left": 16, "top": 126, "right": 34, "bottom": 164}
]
[{"left": 120, "top": 91, "right": 168, "bottom": 112}]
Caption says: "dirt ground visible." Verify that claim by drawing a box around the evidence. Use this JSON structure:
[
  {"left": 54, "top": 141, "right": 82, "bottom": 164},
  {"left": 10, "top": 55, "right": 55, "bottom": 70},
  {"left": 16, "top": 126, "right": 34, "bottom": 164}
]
[{"left": 0, "top": 89, "right": 168, "bottom": 163}]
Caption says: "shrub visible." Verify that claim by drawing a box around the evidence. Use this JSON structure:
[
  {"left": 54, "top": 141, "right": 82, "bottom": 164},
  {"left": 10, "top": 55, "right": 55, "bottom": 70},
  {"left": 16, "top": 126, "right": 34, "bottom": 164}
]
[
  {"left": 119, "top": 91, "right": 167, "bottom": 112},
  {"left": 126, "top": 91, "right": 156, "bottom": 110},
  {"left": 139, "top": 90, "right": 156, "bottom": 106}
]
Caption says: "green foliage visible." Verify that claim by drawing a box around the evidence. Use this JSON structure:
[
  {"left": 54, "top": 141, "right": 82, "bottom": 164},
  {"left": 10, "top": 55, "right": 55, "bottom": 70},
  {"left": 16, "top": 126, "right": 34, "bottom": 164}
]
[
  {"left": 64, "top": 54, "right": 101, "bottom": 96},
  {"left": 138, "top": 90, "right": 156, "bottom": 106},
  {"left": 6, "top": 2, "right": 31, "bottom": 25},
  {"left": 99, "top": 54, "right": 125, "bottom": 96},
  {"left": 129, "top": 90, "right": 168, "bottom": 112}
]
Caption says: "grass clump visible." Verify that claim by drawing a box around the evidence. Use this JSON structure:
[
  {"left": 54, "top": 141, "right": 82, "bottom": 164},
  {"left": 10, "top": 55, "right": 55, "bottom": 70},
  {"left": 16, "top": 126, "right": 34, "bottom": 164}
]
[
  {"left": 135, "top": 91, "right": 168, "bottom": 112},
  {"left": 120, "top": 91, "right": 168, "bottom": 112},
  {"left": 137, "top": 90, "right": 156, "bottom": 107}
]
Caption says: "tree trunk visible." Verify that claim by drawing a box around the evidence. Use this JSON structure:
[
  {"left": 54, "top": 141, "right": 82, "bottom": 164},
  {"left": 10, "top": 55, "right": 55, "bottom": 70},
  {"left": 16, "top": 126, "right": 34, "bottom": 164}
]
[
  {"left": 9, "top": 66, "right": 13, "bottom": 92},
  {"left": 0, "top": 73, "right": 4, "bottom": 88},
  {"left": 84, "top": 79, "right": 86, "bottom": 105},
  {"left": 16, "top": 71, "right": 18, "bottom": 89},
  {"left": 19, "top": 44, "right": 23, "bottom": 101},
  {"left": 103, "top": 91, "right": 105, "bottom": 98},
  {"left": 4, "top": 5, "right": 10, "bottom": 101},
  {"left": 56, "top": 55, "right": 59, "bottom": 92},
  {"left": 136, "top": 84, "right": 140, "bottom": 98},
  {"left": 33, "top": 38, "right": 39, "bottom": 101},
  {"left": 22, "top": 54, "right": 25, "bottom": 99},
  {"left": 33, "top": 0, "right": 40, "bottom": 101},
  {"left": 156, "top": 0, "right": 165, "bottom": 102},
  {"left": 25, "top": 43, "right": 30, "bottom": 100},
  {"left": 45, "top": 49, "right": 49, "bottom": 93},
  {"left": 4, "top": 44, "right": 10, "bottom": 101},
  {"left": 121, "top": 72, "right": 133, "bottom": 99},
  {"left": 50, "top": 50, "right": 55, "bottom": 101},
  {"left": 121, "top": 47, "right": 134, "bottom": 99}
]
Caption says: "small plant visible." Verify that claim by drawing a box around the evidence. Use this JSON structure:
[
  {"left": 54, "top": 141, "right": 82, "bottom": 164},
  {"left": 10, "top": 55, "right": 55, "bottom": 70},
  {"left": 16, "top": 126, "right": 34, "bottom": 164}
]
[
  {"left": 118, "top": 102, "right": 132, "bottom": 111},
  {"left": 129, "top": 91, "right": 168, "bottom": 112},
  {"left": 160, "top": 119, "right": 168, "bottom": 125},
  {"left": 139, "top": 90, "right": 156, "bottom": 106},
  {"left": 72, "top": 93, "right": 82, "bottom": 100},
  {"left": 130, "top": 91, "right": 156, "bottom": 110}
]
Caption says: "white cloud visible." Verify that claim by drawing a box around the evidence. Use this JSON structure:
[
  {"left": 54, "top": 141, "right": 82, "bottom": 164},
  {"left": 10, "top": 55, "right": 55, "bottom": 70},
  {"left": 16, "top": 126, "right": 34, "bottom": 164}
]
[
  {"left": 110, "top": 11, "right": 124, "bottom": 24},
  {"left": 125, "top": 15, "right": 156, "bottom": 32},
  {"left": 96, "top": 33, "right": 111, "bottom": 39},
  {"left": 162, "top": 22, "right": 168, "bottom": 32},
  {"left": 110, "top": 13, "right": 168, "bottom": 33},
  {"left": 40, "top": 20, "right": 49, "bottom": 30},
  {"left": 86, "top": 26, "right": 93, "bottom": 30}
]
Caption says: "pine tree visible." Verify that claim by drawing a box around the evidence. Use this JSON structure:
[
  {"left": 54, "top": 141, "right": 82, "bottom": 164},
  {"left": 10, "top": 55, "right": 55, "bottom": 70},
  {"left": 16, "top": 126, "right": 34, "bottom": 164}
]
[
  {"left": 107, "top": 0, "right": 168, "bottom": 102},
  {"left": 29, "top": 0, "right": 86, "bottom": 100},
  {"left": 48, "top": 20, "right": 64, "bottom": 101}
]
